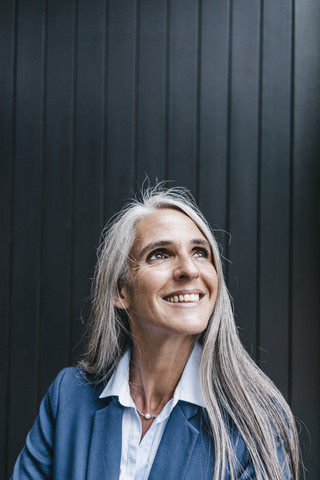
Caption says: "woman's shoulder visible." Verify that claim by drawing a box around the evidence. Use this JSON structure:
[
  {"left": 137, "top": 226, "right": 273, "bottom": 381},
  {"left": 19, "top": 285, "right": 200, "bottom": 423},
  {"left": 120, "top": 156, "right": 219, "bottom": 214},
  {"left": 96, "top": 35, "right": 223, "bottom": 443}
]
[
  {"left": 50, "top": 366, "right": 94, "bottom": 386},
  {"left": 45, "top": 366, "right": 108, "bottom": 414}
]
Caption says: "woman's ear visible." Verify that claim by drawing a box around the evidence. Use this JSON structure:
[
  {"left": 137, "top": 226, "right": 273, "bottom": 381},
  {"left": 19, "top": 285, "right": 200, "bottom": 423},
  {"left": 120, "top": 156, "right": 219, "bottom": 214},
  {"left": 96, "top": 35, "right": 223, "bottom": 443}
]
[{"left": 113, "top": 282, "right": 130, "bottom": 310}]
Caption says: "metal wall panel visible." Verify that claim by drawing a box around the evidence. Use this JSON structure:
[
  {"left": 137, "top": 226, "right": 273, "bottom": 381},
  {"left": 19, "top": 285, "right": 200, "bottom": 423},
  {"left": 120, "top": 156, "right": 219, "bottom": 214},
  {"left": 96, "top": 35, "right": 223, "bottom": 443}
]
[
  {"left": 198, "top": 0, "right": 230, "bottom": 248},
  {"left": 40, "top": 0, "right": 74, "bottom": 397},
  {"left": 1, "top": 0, "right": 319, "bottom": 477},
  {"left": 292, "top": 0, "right": 320, "bottom": 473},
  {"left": 227, "top": 0, "right": 261, "bottom": 357},
  {"left": 258, "top": 0, "right": 293, "bottom": 399},
  {"left": 6, "top": 0, "right": 45, "bottom": 470},
  {"left": 104, "top": 0, "right": 137, "bottom": 220},
  {"left": 0, "top": 0, "right": 16, "bottom": 474},
  {"left": 136, "top": 0, "right": 167, "bottom": 184}
]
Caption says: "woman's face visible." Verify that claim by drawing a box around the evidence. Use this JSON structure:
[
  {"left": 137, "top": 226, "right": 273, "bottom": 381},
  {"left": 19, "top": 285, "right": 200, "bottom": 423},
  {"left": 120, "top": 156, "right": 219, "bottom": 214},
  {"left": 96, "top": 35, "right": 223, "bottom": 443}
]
[{"left": 116, "top": 208, "right": 218, "bottom": 340}]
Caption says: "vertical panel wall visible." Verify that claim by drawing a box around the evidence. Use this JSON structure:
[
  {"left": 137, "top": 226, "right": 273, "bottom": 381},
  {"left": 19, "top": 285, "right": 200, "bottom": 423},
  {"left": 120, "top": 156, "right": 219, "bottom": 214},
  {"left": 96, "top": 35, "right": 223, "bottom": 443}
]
[
  {"left": 0, "top": 0, "right": 319, "bottom": 477},
  {"left": 0, "top": 0, "right": 16, "bottom": 474},
  {"left": 4, "top": 0, "right": 45, "bottom": 470},
  {"left": 259, "top": 0, "right": 292, "bottom": 399},
  {"left": 40, "top": 0, "right": 74, "bottom": 396},
  {"left": 292, "top": 0, "right": 320, "bottom": 474}
]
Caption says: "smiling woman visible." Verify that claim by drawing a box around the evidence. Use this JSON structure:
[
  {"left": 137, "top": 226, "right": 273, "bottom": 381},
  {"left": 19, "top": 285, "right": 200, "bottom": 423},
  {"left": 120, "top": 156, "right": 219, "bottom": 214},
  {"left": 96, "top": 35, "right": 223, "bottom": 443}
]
[
  {"left": 115, "top": 209, "right": 218, "bottom": 341},
  {"left": 11, "top": 186, "right": 300, "bottom": 480}
]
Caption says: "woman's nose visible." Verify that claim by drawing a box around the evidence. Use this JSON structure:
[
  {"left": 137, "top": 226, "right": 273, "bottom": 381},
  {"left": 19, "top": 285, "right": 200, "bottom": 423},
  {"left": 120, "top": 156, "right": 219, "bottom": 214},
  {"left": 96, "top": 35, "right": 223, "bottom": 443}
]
[{"left": 173, "top": 254, "right": 200, "bottom": 280}]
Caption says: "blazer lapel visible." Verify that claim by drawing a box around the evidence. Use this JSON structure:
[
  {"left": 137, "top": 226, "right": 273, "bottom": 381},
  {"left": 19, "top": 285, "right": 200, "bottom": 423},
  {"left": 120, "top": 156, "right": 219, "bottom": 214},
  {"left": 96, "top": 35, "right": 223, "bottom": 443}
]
[
  {"left": 149, "top": 402, "right": 200, "bottom": 480},
  {"left": 87, "top": 397, "right": 123, "bottom": 480}
]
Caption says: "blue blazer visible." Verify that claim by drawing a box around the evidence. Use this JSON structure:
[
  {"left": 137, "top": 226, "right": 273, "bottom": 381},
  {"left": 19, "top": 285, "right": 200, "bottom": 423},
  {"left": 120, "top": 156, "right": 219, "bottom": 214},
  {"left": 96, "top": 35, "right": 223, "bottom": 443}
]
[{"left": 11, "top": 367, "right": 256, "bottom": 479}]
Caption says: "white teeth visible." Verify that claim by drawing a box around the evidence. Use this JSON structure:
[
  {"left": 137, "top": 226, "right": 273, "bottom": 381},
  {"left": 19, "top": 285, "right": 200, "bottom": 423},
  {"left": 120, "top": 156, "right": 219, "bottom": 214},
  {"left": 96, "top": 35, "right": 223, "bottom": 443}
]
[{"left": 166, "top": 293, "right": 200, "bottom": 303}]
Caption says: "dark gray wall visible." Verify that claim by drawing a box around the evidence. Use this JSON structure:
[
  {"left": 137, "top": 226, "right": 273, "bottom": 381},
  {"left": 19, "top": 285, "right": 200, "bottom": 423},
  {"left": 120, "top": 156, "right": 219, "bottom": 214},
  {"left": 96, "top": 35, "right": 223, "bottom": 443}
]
[{"left": 1, "top": 0, "right": 319, "bottom": 477}]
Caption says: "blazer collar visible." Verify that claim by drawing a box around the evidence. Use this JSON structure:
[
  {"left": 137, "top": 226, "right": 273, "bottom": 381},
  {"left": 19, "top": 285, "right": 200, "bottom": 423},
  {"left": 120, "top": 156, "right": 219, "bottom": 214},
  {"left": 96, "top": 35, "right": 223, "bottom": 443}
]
[
  {"left": 87, "top": 398, "right": 206, "bottom": 480},
  {"left": 149, "top": 402, "right": 201, "bottom": 480},
  {"left": 87, "top": 397, "right": 123, "bottom": 479}
]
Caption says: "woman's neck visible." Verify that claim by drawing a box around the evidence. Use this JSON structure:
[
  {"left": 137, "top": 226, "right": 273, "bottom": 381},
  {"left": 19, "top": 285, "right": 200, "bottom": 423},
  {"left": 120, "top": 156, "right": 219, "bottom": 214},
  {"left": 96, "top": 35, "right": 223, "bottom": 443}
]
[
  {"left": 129, "top": 336, "right": 195, "bottom": 414},
  {"left": 129, "top": 336, "right": 195, "bottom": 439}
]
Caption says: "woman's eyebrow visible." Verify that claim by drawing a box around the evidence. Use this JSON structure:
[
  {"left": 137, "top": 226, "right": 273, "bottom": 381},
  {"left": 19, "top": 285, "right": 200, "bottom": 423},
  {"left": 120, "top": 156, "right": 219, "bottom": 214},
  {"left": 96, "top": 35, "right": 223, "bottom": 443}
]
[
  {"left": 191, "top": 239, "right": 211, "bottom": 248},
  {"left": 137, "top": 240, "right": 173, "bottom": 260},
  {"left": 137, "top": 238, "right": 211, "bottom": 260}
]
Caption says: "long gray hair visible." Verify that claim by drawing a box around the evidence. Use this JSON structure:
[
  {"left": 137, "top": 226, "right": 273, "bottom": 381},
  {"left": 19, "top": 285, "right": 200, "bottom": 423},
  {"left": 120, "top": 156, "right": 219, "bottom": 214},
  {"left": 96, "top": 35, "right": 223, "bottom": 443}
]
[{"left": 80, "top": 185, "right": 300, "bottom": 479}]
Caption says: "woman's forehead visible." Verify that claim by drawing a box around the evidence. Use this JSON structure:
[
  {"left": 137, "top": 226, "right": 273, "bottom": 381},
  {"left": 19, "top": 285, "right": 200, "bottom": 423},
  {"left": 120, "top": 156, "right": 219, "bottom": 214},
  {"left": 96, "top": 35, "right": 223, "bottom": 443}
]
[{"left": 131, "top": 208, "right": 207, "bottom": 255}]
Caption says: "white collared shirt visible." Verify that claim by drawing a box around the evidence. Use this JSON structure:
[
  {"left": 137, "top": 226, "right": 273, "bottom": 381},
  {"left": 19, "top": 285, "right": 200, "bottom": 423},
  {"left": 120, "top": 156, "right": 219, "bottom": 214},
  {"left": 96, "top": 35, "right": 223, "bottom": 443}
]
[{"left": 99, "top": 342, "right": 205, "bottom": 480}]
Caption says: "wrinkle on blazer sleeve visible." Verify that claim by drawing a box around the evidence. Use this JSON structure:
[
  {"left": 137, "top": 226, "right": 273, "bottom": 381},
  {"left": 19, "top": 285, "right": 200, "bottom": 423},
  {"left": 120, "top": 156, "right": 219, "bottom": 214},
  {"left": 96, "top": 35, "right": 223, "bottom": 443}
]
[{"left": 11, "top": 368, "right": 69, "bottom": 480}]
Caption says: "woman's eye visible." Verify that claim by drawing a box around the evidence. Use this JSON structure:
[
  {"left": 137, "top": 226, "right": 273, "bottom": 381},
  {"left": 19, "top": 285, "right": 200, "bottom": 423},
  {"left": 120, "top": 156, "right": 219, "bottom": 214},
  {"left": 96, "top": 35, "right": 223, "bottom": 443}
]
[
  {"left": 147, "top": 250, "right": 168, "bottom": 261},
  {"left": 193, "top": 248, "right": 209, "bottom": 258}
]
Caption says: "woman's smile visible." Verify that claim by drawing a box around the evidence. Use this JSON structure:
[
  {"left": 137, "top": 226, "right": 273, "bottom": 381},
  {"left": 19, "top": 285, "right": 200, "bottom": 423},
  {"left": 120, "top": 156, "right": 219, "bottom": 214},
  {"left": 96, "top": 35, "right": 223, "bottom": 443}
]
[
  {"left": 163, "top": 290, "right": 203, "bottom": 304},
  {"left": 115, "top": 208, "right": 218, "bottom": 339}
]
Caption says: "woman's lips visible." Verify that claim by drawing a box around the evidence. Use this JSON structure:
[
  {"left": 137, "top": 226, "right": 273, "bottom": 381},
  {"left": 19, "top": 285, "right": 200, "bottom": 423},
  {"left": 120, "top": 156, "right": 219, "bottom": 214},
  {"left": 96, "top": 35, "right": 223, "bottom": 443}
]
[{"left": 163, "top": 292, "right": 203, "bottom": 303}]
